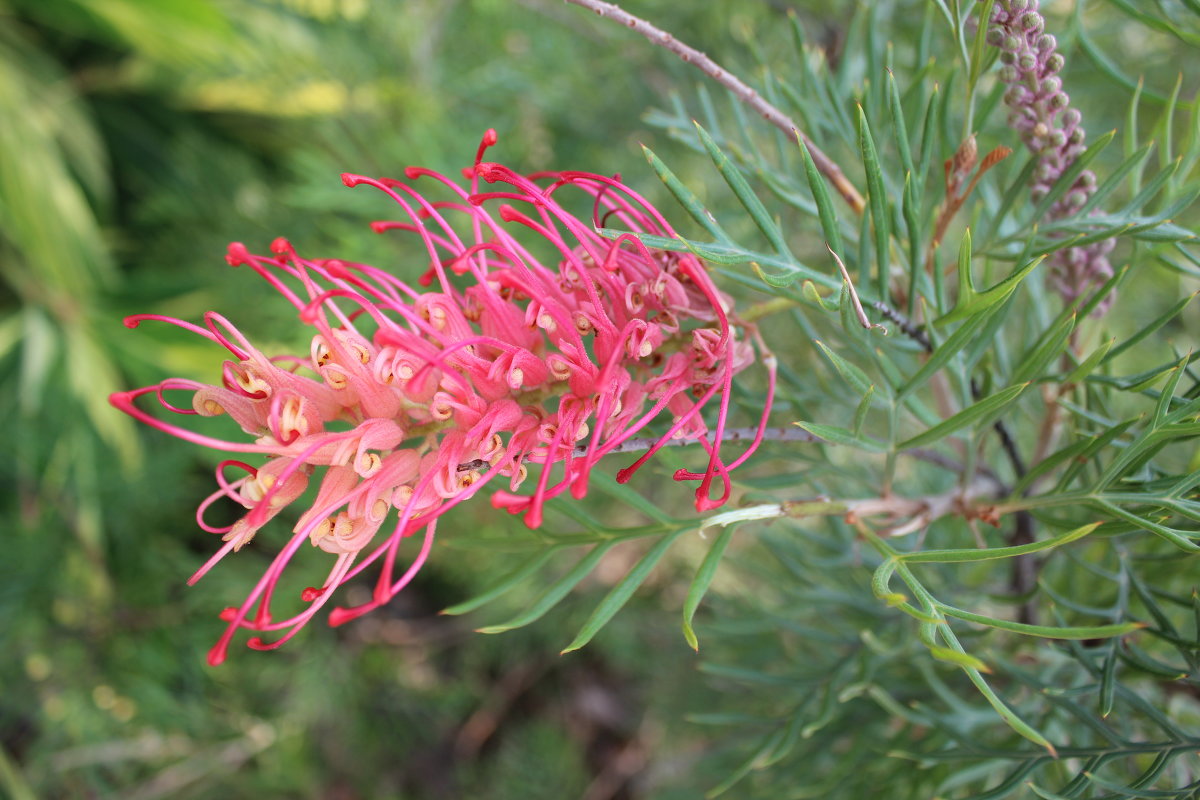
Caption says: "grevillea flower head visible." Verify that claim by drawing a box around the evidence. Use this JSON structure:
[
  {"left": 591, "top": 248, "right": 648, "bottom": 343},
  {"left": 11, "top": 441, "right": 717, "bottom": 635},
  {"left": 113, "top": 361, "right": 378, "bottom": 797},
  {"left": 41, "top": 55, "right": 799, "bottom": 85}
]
[
  {"left": 111, "top": 130, "right": 773, "bottom": 664},
  {"left": 985, "top": 0, "right": 1116, "bottom": 310}
]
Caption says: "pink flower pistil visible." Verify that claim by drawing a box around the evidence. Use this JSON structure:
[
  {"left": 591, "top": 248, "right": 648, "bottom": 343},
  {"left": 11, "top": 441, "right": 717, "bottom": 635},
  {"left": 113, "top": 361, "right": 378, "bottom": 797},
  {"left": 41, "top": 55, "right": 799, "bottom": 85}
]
[{"left": 111, "top": 131, "right": 774, "bottom": 664}]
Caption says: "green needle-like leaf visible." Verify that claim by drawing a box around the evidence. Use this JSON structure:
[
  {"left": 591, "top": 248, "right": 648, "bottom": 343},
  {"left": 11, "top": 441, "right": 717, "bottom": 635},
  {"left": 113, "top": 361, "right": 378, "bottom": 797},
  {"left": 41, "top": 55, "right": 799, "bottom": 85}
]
[
  {"left": 643, "top": 145, "right": 731, "bottom": 242},
  {"left": 856, "top": 104, "right": 891, "bottom": 297},
  {"left": 795, "top": 421, "right": 888, "bottom": 452},
  {"left": 898, "top": 383, "right": 1028, "bottom": 450},
  {"left": 814, "top": 340, "right": 874, "bottom": 396},
  {"left": 561, "top": 530, "right": 686, "bottom": 654},
  {"left": 898, "top": 307, "right": 998, "bottom": 397},
  {"left": 477, "top": 541, "right": 618, "bottom": 634},
  {"left": 682, "top": 524, "right": 738, "bottom": 651},
  {"left": 940, "top": 606, "right": 1144, "bottom": 639},
  {"left": 901, "top": 522, "right": 1101, "bottom": 562},
  {"left": 799, "top": 136, "right": 844, "bottom": 256},
  {"left": 694, "top": 122, "right": 791, "bottom": 257},
  {"left": 441, "top": 547, "right": 561, "bottom": 616}
]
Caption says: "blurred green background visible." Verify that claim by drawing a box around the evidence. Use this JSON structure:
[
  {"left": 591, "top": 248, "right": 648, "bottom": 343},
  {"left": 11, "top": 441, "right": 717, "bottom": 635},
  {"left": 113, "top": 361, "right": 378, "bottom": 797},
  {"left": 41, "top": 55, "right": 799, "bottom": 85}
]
[{"left": 2, "top": 1, "right": 1198, "bottom": 798}]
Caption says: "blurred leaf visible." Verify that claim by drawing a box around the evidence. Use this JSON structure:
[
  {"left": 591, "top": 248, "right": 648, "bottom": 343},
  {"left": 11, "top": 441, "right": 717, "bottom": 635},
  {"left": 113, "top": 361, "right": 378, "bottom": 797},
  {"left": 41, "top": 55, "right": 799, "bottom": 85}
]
[{"left": 682, "top": 523, "right": 737, "bottom": 651}]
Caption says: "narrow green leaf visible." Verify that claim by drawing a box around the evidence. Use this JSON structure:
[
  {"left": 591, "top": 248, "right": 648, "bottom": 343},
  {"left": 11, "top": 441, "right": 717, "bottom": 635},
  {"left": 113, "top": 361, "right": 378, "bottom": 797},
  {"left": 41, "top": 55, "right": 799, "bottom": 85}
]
[
  {"left": 917, "top": 82, "right": 941, "bottom": 184},
  {"left": 954, "top": 228, "right": 977, "bottom": 309},
  {"left": 857, "top": 104, "right": 891, "bottom": 298},
  {"left": 798, "top": 136, "right": 843, "bottom": 256},
  {"left": 561, "top": 530, "right": 685, "bottom": 653},
  {"left": 898, "top": 306, "right": 997, "bottom": 397},
  {"left": 643, "top": 145, "right": 731, "bottom": 242},
  {"left": 983, "top": 155, "right": 1039, "bottom": 247},
  {"left": 814, "top": 340, "right": 873, "bottom": 396},
  {"left": 588, "top": 471, "right": 682, "bottom": 525},
  {"left": 1079, "top": 262, "right": 1131, "bottom": 319},
  {"left": 898, "top": 383, "right": 1028, "bottom": 450},
  {"left": 441, "top": 547, "right": 560, "bottom": 615},
  {"left": 682, "top": 524, "right": 737, "bottom": 651},
  {"left": 1099, "top": 642, "right": 1119, "bottom": 718},
  {"left": 1062, "top": 337, "right": 1115, "bottom": 385},
  {"left": 795, "top": 421, "right": 888, "bottom": 452},
  {"left": 802, "top": 280, "right": 842, "bottom": 311},
  {"left": 1152, "top": 354, "right": 1189, "bottom": 426},
  {"left": 901, "top": 522, "right": 1101, "bottom": 563},
  {"left": 958, "top": 661, "right": 1055, "bottom": 752},
  {"left": 597, "top": 229, "right": 839, "bottom": 289},
  {"left": 886, "top": 68, "right": 915, "bottom": 180},
  {"left": 853, "top": 384, "right": 875, "bottom": 435},
  {"left": 477, "top": 541, "right": 618, "bottom": 634},
  {"left": 940, "top": 605, "right": 1143, "bottom": 639},
  {"left": 1119, "top": 640, "right": 1189, "bottom": 678},
  {"left": 1101, "top": 291, "right": 1198, "bottom": 364},
  {"left": 1153, "top": 72, "right": 1184, "bottom": 172},
  {"left": 1011, "top": 312, "right": 1076, "bottom": 385},
  {"left": 1092, "top": 500, "right": 1200, "bottom": 552},
  {"left": 693, "top": 122, "right": 790, "bottom": 256},
  {"left": 929, "top": 646, "right": 990, "bottom": 672},
  {"left": 1079, "top": 142, "right": 1154, "bottom": 216},
  {"left": 937, "top": 251, "right": 1044, "bottom": 327},
  {"left": 1122, "top": 157, "right": 1181, "bottom": 215}
]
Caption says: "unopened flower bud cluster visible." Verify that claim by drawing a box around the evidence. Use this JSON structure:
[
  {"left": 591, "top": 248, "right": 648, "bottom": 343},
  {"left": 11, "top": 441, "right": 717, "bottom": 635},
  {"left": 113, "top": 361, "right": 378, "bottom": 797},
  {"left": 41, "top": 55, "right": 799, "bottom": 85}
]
[{"left": 985, "top": 0, "right": 1116, "bottom": 307}]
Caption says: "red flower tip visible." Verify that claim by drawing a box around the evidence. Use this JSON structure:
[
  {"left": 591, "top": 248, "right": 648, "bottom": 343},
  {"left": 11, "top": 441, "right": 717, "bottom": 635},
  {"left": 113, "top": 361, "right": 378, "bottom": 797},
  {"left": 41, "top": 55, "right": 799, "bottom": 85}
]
[
  {"left": 108, "top": 391, "right": 130, "bottom": 408},
  {"left": 490, "top": 490, "right": 530, "bottom": 514},
  {"left": 523, "top": 505, "right": 543, "bottom": 530},
  {"left": 474, "top": 129, "right": 499, "bottom": 167},
  {"left": 323, "top": 259, "right": 351, "bottom": 279},
  {"left": 341, "top": 173, "right": 365, "bottom": 187},
  {"left": 206, "top": 646, "right": 227, "bottom": 667},
  {"left": 570, "top": 475, "right": 589, "bottom": 500},
  {"left": 328, "top": 605, "right": 373, "bottom": 627},
  {"left": 369, "top": 220, "right": 391, "bottom": 233},
  {"left": 300, "top": 586, "right": 325, "bottom": 602},
  {"left": 475, "top": 161, "right": 503, "bottom": 182},
  {"left": 218, "top": 607, "right": 239, "bottom": 621},
  {"left": 122, "top": 317, "right": 142, "bottom": 329},
  {"left": 270, "top": 237, "right": 292, "bottom": 256},
  {"left": 693, "top": 495, "right": 726, "bottom": 513},
  {"left": 403, "top": 166, "right": 423, "bottom": 180},
  {"left": 225, "top": 242, "right": 250, "bottom": 266}
]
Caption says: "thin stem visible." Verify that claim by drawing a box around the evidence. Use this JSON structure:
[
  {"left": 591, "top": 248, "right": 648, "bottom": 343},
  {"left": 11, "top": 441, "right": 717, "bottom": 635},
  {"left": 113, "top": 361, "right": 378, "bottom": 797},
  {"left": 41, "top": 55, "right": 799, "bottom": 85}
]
[
  {"left": 457, "top": 427, "right": 980, "bottom": 477},
  {"left": 829, "top": 245, "right": 887, "bottom": 333},
  {"left": 561, "top": 0, "right": 865, "bottom": 213},
  {"left": 785, "top": 473, "right": 1002, "bottom": 537}
]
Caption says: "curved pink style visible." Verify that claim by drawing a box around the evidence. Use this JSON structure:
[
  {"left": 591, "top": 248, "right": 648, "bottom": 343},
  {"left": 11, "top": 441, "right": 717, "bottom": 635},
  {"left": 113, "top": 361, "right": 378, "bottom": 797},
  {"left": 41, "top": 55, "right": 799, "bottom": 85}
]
[{"left": 111, "top": 131, "right": 773, "bottom": 664}]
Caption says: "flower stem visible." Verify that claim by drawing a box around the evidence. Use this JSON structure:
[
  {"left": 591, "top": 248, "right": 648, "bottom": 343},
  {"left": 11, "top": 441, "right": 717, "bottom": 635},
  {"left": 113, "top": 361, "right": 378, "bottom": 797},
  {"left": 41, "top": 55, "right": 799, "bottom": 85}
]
[{"left": 561, "top": 0, "right": 865, "bottom": 213}]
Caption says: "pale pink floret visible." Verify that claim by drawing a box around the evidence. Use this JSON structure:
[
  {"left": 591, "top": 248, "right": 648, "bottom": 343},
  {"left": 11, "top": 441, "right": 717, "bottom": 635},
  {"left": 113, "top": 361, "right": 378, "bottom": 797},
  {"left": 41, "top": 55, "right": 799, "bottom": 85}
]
[{"left": 111, "top": 130, "right": 774, "bottom": 664}]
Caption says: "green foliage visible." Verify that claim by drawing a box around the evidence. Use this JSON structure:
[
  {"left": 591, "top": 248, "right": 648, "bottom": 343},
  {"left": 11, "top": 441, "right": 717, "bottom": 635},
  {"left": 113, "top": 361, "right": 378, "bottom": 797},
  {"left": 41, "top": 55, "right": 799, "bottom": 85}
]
[{"left": 4, "top": 0, "right": 1200, "bottom": 798}]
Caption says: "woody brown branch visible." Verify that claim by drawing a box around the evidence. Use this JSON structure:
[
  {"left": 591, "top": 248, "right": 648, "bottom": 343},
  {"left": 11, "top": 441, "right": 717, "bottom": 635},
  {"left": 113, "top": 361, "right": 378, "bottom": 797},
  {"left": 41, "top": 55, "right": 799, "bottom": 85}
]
[{"left": 562, "top": 0, "right": 866, "bottom": 213}]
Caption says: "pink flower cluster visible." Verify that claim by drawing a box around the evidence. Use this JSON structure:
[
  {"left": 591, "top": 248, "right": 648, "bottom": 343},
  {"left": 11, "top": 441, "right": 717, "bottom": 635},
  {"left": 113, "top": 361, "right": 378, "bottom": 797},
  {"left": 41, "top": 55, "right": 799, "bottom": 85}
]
[{"left": 111, "top": 131, "right": 772, "bottom": 664}]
